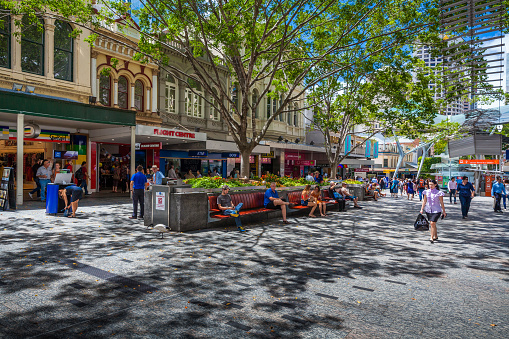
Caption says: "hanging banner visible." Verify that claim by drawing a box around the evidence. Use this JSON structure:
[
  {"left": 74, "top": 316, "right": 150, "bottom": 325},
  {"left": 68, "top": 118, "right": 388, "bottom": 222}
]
[
  {"left": 365, "top": 141, "right": 371, "bottom": 157},
  {"left": 345, "top": 135, "right": 351, "bottom": 154},
  {"left": 373, "top": 142, "right": 379, "bottom": 158}
]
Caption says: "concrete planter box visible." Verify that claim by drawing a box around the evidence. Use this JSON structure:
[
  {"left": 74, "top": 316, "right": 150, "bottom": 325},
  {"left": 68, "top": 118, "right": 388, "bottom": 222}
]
[
  {"left": 346, "top": 184, "right": 366, "bottom": 201},
  {"left": 175, "top": 185, "right": 265, "bottom": 193}
]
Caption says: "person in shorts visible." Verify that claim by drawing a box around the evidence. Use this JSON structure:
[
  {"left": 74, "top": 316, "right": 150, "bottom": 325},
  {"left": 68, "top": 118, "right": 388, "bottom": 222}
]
[
  {"left": 339, "top": 183, "right": 362, "bottom": 209},
  {"left": 264, "top": 182, "right": 292, "bottom": 224},
  {"left": 217, "top": 185, "right": 245, "bottom": 232},
  {"left": 420, "top": 180, "right": 446, "bottom": 243},
  {"left": 59, "top": 185, "right": 83, "bottom": 218}
]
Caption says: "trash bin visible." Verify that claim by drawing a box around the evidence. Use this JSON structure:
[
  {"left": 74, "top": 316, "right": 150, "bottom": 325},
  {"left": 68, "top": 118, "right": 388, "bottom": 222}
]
[{"left": 46, "top": 183, "right": 60, "bottom": 214}]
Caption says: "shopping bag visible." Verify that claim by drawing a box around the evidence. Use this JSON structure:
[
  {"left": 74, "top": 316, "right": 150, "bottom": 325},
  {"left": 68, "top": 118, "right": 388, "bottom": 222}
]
[{"left": 414, "top": 213, "right": 429, "bottom": 231}]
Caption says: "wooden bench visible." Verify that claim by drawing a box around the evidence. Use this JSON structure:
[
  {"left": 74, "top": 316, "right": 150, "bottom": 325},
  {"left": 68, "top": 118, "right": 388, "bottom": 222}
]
[
  {"left": 208, "top": 192, "right": 271, "bottom": 219},
  {"left": 287, "top": 190, "right": 348, "bottom": 212}
]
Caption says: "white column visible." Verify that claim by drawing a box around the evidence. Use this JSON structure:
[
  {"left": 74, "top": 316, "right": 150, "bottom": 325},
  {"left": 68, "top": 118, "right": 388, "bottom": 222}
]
[
  {"left": 16, "top": 114, "right": 24, "bottom": 206},
  {"left": 130, "top": 126, "right": 136, "bottom": 198},
  {"left": 113, "top": 79, "right": 119, "bottom": 107},
  {"left": 152, "top": 74, "right": 158, "bottom": 112},
  {"left": 91, "top": 56, "right": 97, "bottom": 97},
  {"left": 131, "top": 84, "right": 135, "bottom": 109},
  {"left": 11, "top": 15, "right": 22, "bottom": 72},
  {"left": 44, "top": 19, "right": 55, "bottom": 78},
  {"left": 96, "top": 76, "right": 100, "bottom": 101},
  {"left": 146, "top": 88, "right": 151, "bottom": 112}
]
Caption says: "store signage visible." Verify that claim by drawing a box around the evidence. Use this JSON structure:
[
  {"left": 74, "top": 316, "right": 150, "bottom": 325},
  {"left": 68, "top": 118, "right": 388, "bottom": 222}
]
[
  {"left": 153, "top": 128, "right": 195, "bottom": 139},
  {"left": 354, "top": 168, "right": 370, "bottom": 172},
  {"left": 261, "top": 151, "right": 275, "bottom": 158},
  {"left": 24, "top": 123, "right": 41, "bottom": 139},
  {"left": 294, "top": 160, "right": 316, "bottom": 166},
  {"left": 222, "top": 152, "right": 240, "bottom": 158},
  {"left": 285, "top": 153, "right": 302, "bottom": 160},
  {"left": 188, "top": 150, "right": 208, "bottom": 157},
  {"left": 135, "top": 142, "right": 161, "bottom": 150},
  {"left": 458, "top": 159, "right": 498, "bottom": 165},
  {"left": 155, "top": 192, "right": 166, "bottom": 210},
  {"left": 485, "top": 175, "right": 495, "bottom": 197}
]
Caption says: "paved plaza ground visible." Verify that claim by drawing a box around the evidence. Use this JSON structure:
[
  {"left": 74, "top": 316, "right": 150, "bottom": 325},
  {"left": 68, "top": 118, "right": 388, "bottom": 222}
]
[{"left": 0, "top": 193, "right": 508, "bottom": 338}]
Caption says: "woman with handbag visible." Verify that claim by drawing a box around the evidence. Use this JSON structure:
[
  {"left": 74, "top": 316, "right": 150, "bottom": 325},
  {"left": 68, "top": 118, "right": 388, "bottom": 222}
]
[
  {"left": 420, "top": 180, "right": 446, "bottom": 243},
  {"left": 301, "top": 185, "right": 318, "bottom": 217}
]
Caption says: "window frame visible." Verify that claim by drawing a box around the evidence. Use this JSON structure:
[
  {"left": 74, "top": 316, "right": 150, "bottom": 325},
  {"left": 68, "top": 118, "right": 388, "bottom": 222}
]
[
  {"left": 0, "top": 11, "right": 10, "bottom": 69},
  {"left": 117, "top": 75, "right": 129, "bottom": 109},
  {"left": 185, "top": 78, "right": 204, "bottom": 118},
  {"left": 21, "top": 16, "right": 45, "bottom": 76},
  {"left": 134, "top": 79, "right": 144, "bottom": 112},
  {"left": 210, "top": 88, "right": 220, "bottom": 121},
  {"left": 99, "top": 74, "right": 111, "bottom": 106},
  {"left": 164, "top": 73, "right": 177, "bottom": 113},
  {"left": 53, "top": 20, "right": 73, "bottom": 81}
]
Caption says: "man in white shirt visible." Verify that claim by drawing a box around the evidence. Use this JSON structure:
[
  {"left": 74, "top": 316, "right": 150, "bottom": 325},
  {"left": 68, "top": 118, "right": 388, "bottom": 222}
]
[
  {"left": 305, "top": 172, "right": 314, "bottom": 182},
  {"left": 447, "top": 177, "right": 457, "bottom": 204},
  {"left": 167, "top": 165, "right": 177, "bottom": 179},
  {"left": 36, "top": 159, "right": 52, "bottom": 202}
]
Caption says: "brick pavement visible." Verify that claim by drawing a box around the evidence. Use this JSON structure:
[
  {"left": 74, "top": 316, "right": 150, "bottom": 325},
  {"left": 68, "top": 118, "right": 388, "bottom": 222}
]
[{"left": 0, "top": 194, "right": 507, "bottom": 338}]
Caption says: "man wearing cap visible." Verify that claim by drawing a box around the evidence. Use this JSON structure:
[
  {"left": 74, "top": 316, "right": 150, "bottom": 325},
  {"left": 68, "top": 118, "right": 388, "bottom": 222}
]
[
  {"left": 217, "top": 185, "right": 245, "bottom": 232},
  {"left": 150, "top": 165, "right": 164, "bottom": 185}
]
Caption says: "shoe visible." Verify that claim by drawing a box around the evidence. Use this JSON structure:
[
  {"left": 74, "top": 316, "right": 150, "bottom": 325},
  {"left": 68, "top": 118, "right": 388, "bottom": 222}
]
[
  {"left": 354, "top": 206, "right": 363, "bottom": 209},
  {"left": 433, "top": 238, "right": 438, "bottom": 241},
  {"left": 29, "top": 192, "right": 33, "bottom": 200},
  {"left": 139, "top": 216, "right": 144, "bottom": 219},
  {"left": 231, "top": 213, "right": 239, "bottom": 218},
  {"left": 85, "top": 193, "right": 92, "bottom": 195},
  {"left": 454, "top": 202, "right": 457, "bottom": 204},
  {"left": 283, "top": 220, "right": 290, "bottom": 224},
  {"left": 238, "top": 226, "right": 246, "bottom": 232},
  {"left": 429, "top": 239, "right": 434, "bottom": 244},
  {"left": 129, "top": 216, "right": 137, "bottom": 219}
]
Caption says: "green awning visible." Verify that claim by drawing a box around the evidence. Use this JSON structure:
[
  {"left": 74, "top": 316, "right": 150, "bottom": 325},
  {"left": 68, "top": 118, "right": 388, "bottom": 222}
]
[{"left": 0, "top": 90, "right": 136, "bottom": 126}]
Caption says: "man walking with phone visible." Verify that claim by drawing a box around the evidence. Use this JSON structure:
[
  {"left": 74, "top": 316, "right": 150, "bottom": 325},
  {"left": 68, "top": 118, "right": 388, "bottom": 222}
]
[{"left": 447, "top": 177, "right": 457, "bottom": 204}]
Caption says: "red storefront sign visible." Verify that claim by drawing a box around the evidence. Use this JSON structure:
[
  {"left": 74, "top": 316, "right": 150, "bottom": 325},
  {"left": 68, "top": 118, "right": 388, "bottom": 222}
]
[
  {"left": 485, "top": 175, "right": 494, "bottom": 197},
  {"left": 234, "top": 156, "right": 271, "bottom": 164},
  {"left": 153, "top": 128, "right": 196, "bottom": 139},
  {"left": 354, "top": 168, "right": 369, "bottom": 172},
  {"left": 459, "top": 159, "right": 498, "bottom": 165},
  {"left": 294, "top": 160, "right": 316, "bottom": 166},
  {"left": 285, "top": 152, "right": 303, "bottom": 160}
]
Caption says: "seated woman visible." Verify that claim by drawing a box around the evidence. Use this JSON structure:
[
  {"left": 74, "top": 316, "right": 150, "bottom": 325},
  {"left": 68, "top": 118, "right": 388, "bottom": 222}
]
[
  {"left": 365, "top": 183, "right": 379, "bottom": 201},
  {"left": 301, "top": 184, "right": 318, "bottom": 217},
  {"left": 311, "top": 186, "right": 326, "bottom": 217},
  {"left": 59, "top": 185, "right": 83, "bottom": 218},
  {"left": 373, "top": 183, "right": 385, "bottom": 197}
]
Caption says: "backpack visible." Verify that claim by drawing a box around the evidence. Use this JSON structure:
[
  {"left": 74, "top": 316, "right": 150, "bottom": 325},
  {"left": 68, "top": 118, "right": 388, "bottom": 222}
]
[{"left": 75, "top": 168, "right": 83, "bottom": 180}]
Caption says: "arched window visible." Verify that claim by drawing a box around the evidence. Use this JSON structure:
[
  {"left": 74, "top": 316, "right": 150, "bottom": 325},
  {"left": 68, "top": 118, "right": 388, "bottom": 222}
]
[
  {"left": 53, "top": 20, "right": 73, "bottom": 81},
  {"left": 210, "top": 88, "right": 220, "bottom": 121},
  {"left": 164, "top": 73, "right": 177, "bottom": 113},
  {"left": 186, "top": 78, "right": 203, "bottom": 118},
  {"left": 293, "top": 103, "right": 298, "bottom": 127},
  {"left": 266, "top": 91, "right": 271, "bottom": 119},
  {"left": 98, "top": 74, "right": 111, "bottom": 106},
  {"left": 0, "top": 9, "right": 10, "bottom": 69},
  {"left": 134, "top": 80, "right": 144, "bottom": 111},
  {"left": 118, "top": 76, "right": 129, "bottom": 109},
  {"left": 252, "top": 89, "right": 259, "bottom": 118},
  {"left": 21, "top": 16, "right": 44, "bottom": 75}
]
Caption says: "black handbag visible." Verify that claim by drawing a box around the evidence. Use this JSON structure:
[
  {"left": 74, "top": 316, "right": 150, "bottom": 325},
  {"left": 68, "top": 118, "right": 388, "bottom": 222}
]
[{"left": 414, "top": 213, "right": 429, "bottom": 231}]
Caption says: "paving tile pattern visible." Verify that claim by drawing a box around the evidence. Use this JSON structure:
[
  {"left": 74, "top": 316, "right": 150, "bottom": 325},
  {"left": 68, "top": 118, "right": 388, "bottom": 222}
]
[{"left": 0, "top": 194, "right": 508, "bottom": 338}]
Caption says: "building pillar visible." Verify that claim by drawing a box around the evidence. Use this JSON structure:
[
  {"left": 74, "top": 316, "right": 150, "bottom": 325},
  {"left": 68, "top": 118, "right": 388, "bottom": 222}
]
[
  {"left": 11, "top": 15, "right": 22, "bottom": 72},
  {"left": 146, "top": 88, "right": 151, "bottom": 112},
  {"left": 44, "top": 19, "right": 56, "bottom": 79},
  {"left": 113, "top": 78, "right": 119, "bottom": 107},
  {"left": 16, "top": 114, "right": 24, "bottom": 206},
  {"left": 91, "top": 51, "right": 98, "bottom": 97},
  {"left": 152, "top": 72, "right": 158, "bottom": 113},
  {"left": 280, "top": 150, "right": 285, "bottom": 177},
  {"left": 256, "top": 155, "right": 262, "bottom": 177},
  {"left": 130, "top": 84, "right": 136, "bottom": 109},
  {"left": 178, "top": 82, "right": 186, "bottom": 115},
  {"left": 130, "top": 126, "right": 136, "bottom": 198}
]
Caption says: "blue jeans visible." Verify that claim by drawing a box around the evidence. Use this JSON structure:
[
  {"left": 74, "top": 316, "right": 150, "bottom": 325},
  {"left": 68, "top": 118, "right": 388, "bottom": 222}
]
[
  {"left": 224, "top": 203, "right": 243, "bottom": 227},
  {"left": 39, "top": 179, "right": 51, "bottom": 201},
  {"left": 418, "top": 188, "right": 425, "bottom": 201},
  {"left": 503, "top": 194, "right": 507, "bottom": 209},
  {"left": 29, "top": 177, "right": 41, "bottom": 197},
  {"left": 493, "top": 192, "right": 502, "bottom": 212},
  {"left": 459, "top": 195, "right": 471, "bottom": 217},
  {"left": 449, "top": 189, "right": 457, "bottom": 203},
  {"left": 80, "top": 179, "right": 89, "bottom": 195}
]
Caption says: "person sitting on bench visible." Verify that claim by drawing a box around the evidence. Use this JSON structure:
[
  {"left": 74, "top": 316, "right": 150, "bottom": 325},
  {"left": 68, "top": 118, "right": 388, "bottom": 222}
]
[
  {"left": 340, "top": 183, "right": 363, "bottom": 209},
  {"left": 311, "top": 186, "right": 327, "bottom": 216},
  {"left": 217, "top": 185, "right": 245, "bottom": 232},
  {"left": 301, "top": 184, "right": 318, "bottom": 217},
  {"left": 329, "top": 182, "right": 344, "bottom": 200},
  {"left": 365, "top": 183, "right": 379, "bottom": 201},
  {"left": 264, "top": 182, "right": 292, "bottom": 224}
]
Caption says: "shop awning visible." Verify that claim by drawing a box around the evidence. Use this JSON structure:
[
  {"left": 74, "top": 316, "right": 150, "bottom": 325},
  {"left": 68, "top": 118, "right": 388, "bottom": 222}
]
[
  {"left": 0, "top": 90, "right": 136, "bottom": 126},
  {"left": 89, "top": 125, "right": 207, "bottom": 145}
]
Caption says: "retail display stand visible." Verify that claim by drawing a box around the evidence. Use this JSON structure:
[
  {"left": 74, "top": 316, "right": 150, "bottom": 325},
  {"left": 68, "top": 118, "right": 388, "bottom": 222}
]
[{"left": 0, "top": 167, "right": 16, "bottom": 210}]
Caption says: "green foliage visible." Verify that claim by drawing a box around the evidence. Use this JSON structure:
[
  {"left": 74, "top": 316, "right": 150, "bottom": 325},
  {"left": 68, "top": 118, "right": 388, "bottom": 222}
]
[
  {"left": 417, "top": 156, "right": 441, "bottom": 173},
  {"left": 343, "top": 179, "right": 363, "bottom": 185},
  {"left": 184, "top": 177, "right": 253, "bottom": 189}
]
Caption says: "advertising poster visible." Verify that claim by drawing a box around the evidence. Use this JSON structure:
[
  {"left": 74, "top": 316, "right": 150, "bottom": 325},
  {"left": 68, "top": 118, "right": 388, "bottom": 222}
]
[{"left": 156, "top": 192, "right": 165, "bottom": 210}]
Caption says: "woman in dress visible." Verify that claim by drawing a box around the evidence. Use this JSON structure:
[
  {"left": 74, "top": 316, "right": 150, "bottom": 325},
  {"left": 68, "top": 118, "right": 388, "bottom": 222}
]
[
  {"left": 310, "top": 186, "right": 326, "bottom": 217},
  {"left": 301, "top": 184, "right": 318, "bottom": 217},
  {"left": 407, "top": 179, "right": 415, "bottom": 200},
  {"left": 420, "top": 180, "right": 446, "bottom": 243}
]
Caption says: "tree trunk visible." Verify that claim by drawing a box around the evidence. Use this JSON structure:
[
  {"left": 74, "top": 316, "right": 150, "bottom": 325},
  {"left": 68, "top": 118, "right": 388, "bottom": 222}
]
[
  {"left": 330, "top": 161, "right": 337, "bottom": 179},
  {"left": 239, "top": 148, "right": 252, "bottom": 179}
]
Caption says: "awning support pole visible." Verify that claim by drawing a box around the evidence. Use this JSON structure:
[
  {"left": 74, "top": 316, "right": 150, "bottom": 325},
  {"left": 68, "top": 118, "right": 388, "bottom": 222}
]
[
  {"left": 130, "top": 126, "right": 136, "bottom": 198},
  {"left": 16, "top": 113, "right": 24, "bottom": 206}
]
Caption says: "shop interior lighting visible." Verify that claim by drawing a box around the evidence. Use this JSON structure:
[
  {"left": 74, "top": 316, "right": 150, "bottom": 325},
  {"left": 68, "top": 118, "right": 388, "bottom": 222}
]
[
  {"left": 12, "top": 83, "right": 23, "bottom": 91},
  {"left": 25, "top": 85, "right": 35, "bottom": 93}
]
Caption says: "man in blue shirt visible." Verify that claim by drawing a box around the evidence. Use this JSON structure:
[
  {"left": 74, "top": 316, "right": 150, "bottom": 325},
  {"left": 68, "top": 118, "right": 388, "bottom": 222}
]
[
  {"left": 264, "top": 182, "right": 292, "bottom": 224},
  {"left": 457, "top": 176, "right": 475, "bottom": 219},
  {"left": 150, "top": 165, "right": 165, "bottom": 185},
  {"left": 491, "top": 176, "right": 506, "bottom": 213},
  {"left": 314, "top": 171, "right": 323, "bottom": 184},
  {"left": 130, "top": 165, "right": 147, "bottom": 219}
]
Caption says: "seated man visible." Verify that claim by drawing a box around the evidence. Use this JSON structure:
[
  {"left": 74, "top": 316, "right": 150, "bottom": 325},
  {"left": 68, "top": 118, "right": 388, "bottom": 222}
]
[
  {"left": 329, "top": 182, "right": 344, "bottom": 200},
  {"left": 264, "top": 182, "right": 292, "bottom": 224},
  {"left": 340, "top": 183, "right": 363, "bottom": 209},
  {"left": 217, "top": 185, "right": 245, "bottom": 232}
]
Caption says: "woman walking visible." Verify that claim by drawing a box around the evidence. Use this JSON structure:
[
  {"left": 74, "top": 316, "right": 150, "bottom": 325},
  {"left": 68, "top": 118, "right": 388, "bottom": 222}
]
[
  {"left": 407, "top": 179, "right": 415, "bottom": 200},
  {"left": 390, "top": 178, "right": 399, "bottom": 198},
  {"left": 420, "top": 180, "right": 446, "bottom": 243},
  {"left": 301, "top": 185, "right": 318, "bottom": 217},
  {"left": 457, "top": 176, "right": 475, "bottom": 219},
  {"left": 311, "top": 186, "right": 326, "bottom": 217}
]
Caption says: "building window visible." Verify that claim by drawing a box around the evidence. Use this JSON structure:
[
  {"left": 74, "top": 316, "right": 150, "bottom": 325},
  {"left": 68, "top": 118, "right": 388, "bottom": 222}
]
[
  {"left": 21, "top": 16, "right": 44, "bottom": 75},
  {"left": 164, "top": 73, "right": 177, "bottom": 113},
  {"left": 185, "top": 78, "right": 203, "bottom": 118},
  {"left": 383, "top": 159, "right": 388, "bottom": 167},
  {"left": 134, "top": 80, "right": 144, "bottom": 111},
  {"left": 232, "top": 85, "right": 238, "bottom": 112},
  {"left": 0, "top": 11, "right": 10, "bottom": 69},
  {"left": 210, "top": 88, "right": 220, "bottom": 121},
  {"left": 252, "top": 89, "right": 259, "bottom": 118},
  {"left": 266, "top": 92, "right": 271, "bottom": 119},
  {"left": 99, "top": 74, "right": 111, "bottom": 106},
  {"left": 293, "top": 103, "right": 298, "bottom": 127},
  {"left": 273, "top": 94, "right": 277, "bottom": 119},
  {"left": 53, "top": 20, "right": 73, "bottom": 81},
  {"left": 118, "top": 75, "right": 129, "bottom": 109},
  {"left": 287, "top": 105, "right": 292, "bottom": 125}
]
